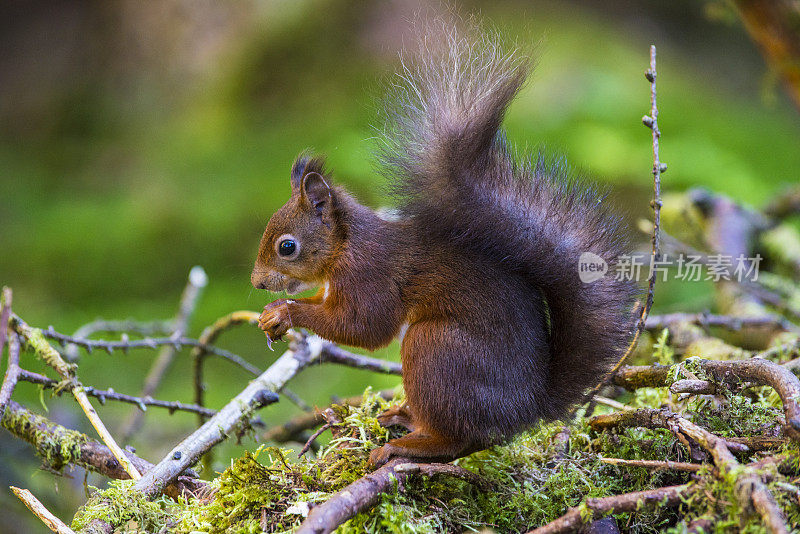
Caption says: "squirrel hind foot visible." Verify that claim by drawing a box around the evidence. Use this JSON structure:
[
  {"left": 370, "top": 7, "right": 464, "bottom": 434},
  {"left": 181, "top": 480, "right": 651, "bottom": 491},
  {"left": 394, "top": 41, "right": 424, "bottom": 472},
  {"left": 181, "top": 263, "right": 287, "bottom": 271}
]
[
  {"left": 369, "top": 430, "right": 481, "bottom": 468},
  {"left": 376, "top": 404, "right": 416, "bottom": 432}
]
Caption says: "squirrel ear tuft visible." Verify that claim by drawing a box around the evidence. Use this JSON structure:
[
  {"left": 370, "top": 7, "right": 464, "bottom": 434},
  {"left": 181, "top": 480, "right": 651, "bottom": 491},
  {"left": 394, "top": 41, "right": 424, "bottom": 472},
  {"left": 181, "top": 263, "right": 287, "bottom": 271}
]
[{"left": 302, "top": 172, "right": 333, "bottom": 217}]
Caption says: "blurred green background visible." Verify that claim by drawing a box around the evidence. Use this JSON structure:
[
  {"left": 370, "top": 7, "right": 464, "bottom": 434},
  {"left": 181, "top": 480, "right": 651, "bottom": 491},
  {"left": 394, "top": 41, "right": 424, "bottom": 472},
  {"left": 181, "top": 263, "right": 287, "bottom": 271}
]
[{"left": 1, "top": 0, "right": 799, "bottom": 532}]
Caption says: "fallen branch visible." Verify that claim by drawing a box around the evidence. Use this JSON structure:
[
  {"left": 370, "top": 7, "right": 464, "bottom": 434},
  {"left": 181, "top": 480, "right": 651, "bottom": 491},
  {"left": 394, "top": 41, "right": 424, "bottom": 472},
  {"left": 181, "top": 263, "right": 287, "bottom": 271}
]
[
  {"left": 611, "top": 359, "right": 800, "bottom": 441},
  {"left": 11, "top": 486, "right": 76, "bottom": 534},
  {"left": 1, "top": 399, "right": 203, "bottom": 499},
  {"left": 134, "top": 330, "right": 320, "bottom": 499},
  {"left": 11, "top": 315, "right": 142, "bottom": 480},
  {"left": 589, "top": 408, "right": 789, "bottom": 533},
  {"left": 525, "top": 484, "right": 691, "bottom": 534},
  {"left": 296, "top": 456, "right": 486, "bottom": 534}
]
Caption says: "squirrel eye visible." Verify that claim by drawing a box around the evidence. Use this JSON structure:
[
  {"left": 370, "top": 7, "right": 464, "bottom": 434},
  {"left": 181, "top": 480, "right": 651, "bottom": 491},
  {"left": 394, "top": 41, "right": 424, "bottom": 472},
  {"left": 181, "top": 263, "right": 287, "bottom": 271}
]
[{"left": 278, "top": 238, "right": 297, "bottom": 257}]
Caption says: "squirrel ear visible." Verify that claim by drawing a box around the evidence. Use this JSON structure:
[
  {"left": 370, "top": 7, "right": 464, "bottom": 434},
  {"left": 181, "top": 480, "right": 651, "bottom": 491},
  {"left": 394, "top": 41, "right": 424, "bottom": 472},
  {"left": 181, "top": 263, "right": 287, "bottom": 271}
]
[{"left": 301, "top": 172, "right": 333, "bottom": 218}]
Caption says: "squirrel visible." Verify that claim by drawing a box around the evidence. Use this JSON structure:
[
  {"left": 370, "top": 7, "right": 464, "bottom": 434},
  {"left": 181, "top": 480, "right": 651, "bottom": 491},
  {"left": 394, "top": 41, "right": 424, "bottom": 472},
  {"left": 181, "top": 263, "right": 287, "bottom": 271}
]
[{"left": 251, "top": 23, "right": 639, "bottom": 467}]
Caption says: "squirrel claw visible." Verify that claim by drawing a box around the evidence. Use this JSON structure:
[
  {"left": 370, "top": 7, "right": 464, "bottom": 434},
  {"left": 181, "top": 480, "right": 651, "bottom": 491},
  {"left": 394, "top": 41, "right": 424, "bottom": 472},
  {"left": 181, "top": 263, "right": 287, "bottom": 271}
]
[{"left": 369, "top": 445, "right": 394, "bottom": 468}]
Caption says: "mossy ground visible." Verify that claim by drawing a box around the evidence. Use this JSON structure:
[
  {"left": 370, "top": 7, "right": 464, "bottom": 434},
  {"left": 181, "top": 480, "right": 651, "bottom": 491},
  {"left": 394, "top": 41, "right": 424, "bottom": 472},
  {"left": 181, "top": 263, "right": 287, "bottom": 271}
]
[{"left": 69, "top": 377, "right": 800, "bottom": 533}]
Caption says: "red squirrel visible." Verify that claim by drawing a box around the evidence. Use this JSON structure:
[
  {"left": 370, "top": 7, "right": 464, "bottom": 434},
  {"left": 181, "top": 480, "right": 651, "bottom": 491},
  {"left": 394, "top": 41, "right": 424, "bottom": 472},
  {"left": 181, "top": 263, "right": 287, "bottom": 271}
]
[{"left": 251, "top": 25, "right": 638, "bottom": 466}]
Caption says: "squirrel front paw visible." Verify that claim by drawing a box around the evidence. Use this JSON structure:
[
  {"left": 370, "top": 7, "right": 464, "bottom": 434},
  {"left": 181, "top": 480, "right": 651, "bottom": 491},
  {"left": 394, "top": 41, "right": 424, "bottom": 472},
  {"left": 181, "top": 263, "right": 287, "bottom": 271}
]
[{"left": 258, "top": 300, "right": 293, "bottom": 342}]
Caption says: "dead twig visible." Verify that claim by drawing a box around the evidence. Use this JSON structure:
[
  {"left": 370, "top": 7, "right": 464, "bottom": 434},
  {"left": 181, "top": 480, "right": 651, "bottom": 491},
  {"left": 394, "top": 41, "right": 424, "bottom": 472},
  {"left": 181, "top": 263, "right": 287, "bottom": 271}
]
[
  {"left": 299, "top": 423, "right": 332, "bottom": 457},
  {"left": 611, "top": 359, "right": 800, "bottom": 441},
  {"left": 11, "top": 486, "right": 76, "bottom": 534},
  {"left": 192, "top": 310, "right": 262, "bottom": 425},
  {"left": 17, "top": 368, "right": 217, "bottom": 418},
  {"left": 0, "top": 287, "right": 19, "bottom": 420},
  {"left": 582, "top": 44, "right": 663, "bottom": 407},
  {"left": 319, "top": 343, "right": 402, "bottom": 375},
  {"left": 646, "top": 312, "right": 799, "bottom": 334},
  {"left": 598, "top": 456, "right": 704, "bottom": 472},
  {"left": 64, "top": 319, "right": 174, "bottom": 361},
  {"left": 525, "top": 484, "right": 691, "bottom": 534}
]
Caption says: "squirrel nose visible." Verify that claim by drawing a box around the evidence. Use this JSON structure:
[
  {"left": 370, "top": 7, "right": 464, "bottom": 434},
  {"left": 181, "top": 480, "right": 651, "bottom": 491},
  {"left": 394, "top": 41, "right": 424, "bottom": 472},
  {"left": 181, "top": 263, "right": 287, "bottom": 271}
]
[{"left": 251, "top": 268, "right": 268, "bottom": 289}]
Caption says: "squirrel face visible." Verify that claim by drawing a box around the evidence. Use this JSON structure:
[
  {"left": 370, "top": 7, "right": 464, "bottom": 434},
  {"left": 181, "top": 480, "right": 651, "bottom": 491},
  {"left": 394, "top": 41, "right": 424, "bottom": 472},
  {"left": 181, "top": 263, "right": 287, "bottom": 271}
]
[{"left": 251, "top": 157, "right": 341, "bottom": 294}]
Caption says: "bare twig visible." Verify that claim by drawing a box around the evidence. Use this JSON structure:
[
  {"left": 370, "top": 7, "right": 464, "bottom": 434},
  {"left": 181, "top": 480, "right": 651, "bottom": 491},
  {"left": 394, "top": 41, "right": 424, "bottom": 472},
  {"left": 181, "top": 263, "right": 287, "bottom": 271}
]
[
  {"left": 582, "top": 45, "right": 663, "bottom": 407},
  {"left": 121, "top": 266, "right": 207, "bottom": 441},
  {"left": 11, "top": 316, "right": 142, "bottom": 480},
  {"left": 598, "top": 456, "right": 704, "bottom": 472},
  {"left": 64, "top": 319, "right": 174, "bottom": 361},
  {"left": 17, "top": 369, "right": 217, "bottom": 418},
  {"left": 0, "top": 334, "right": 21, "bottom": 420},
  {"left": 525, "top": 484, "right": 691, "bottom": 534},
  {"left": 299, "top": 423, "right": 331, "bottom": 457},
  {"left": 1, "top": 399, "right": 203, "bottom": 499},
  {"left": 319, "top": 343, "right": 402, "bottom": 375},
  {"left": 43, "top": 326, "right": 255, "bottom": 370},
  {"left": 134, "top": 330, "right": 321, "bottom": 498},
  {"left": 646, "top": 312, "right": 799, "bottom": 334},
  {"left": 0, "top": 287, "right": 19, "bottom": 420},
  {"left": 11, "top": 486, "right": 76, "bottom": 534}
]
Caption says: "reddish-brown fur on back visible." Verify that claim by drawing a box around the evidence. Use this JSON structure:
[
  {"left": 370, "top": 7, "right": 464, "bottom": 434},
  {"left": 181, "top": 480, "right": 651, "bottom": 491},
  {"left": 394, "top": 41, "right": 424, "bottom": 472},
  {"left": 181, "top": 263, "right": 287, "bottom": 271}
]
[{"left": 252, "top": 21, "right": 638, "bottom": 465}]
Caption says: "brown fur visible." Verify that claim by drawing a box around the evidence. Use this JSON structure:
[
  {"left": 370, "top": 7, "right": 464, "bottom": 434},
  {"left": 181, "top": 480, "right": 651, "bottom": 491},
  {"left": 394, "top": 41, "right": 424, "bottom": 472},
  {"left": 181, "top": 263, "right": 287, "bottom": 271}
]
[{"left": 252, "top": 24, "right": 638, "bottom": 466}]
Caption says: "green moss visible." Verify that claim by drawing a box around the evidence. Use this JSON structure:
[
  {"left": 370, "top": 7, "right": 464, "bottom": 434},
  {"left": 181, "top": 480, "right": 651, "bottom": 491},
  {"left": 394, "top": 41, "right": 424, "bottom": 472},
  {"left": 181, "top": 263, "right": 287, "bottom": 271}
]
[
  {"left": 69, "top": 378, "right": 799, "bottom": 533},
  {"left": 1, "top": 401, "right": 88, "bottom": 471},
  {"left": 72, "top": 480, "right": 178, "bottom": 532}
]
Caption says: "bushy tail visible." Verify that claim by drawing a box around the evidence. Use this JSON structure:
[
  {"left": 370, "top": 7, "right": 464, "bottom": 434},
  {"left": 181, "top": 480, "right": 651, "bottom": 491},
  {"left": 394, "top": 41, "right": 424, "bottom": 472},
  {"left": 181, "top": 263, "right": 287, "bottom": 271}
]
[{"left": 380, "top": 21, "right": 639, "bottom": 417}]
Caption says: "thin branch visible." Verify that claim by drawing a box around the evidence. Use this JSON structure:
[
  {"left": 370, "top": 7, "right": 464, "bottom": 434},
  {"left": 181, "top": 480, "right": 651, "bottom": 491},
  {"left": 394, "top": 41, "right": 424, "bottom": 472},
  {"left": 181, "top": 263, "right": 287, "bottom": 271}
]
[
  {"left": 646, "top": 312, "right": 799, "bottom": 334},
  {"left": 299, "top": 423, "right": 331, "bottom": 457},
  {"left": 121, "top": 266, "right": 207, "bottom": 441},
  {"left": 598, "top": 456, "right": 704, "bottom": 472},
  {"left": 11, "top": 315, "right": 141, "bottom": 480},
  {"left": 134, "top": 330, "right": 322, "bottom": 499},
  {"left": 11, "top": 486, "right": 76, "bottom": 534},
  {"left": 582, "top": 44, "right": 663, "bottom": 406},
  {"left": 0, "top": 287, "right": 19, "bottom": 420},
  {"left": 64, "top": 319, "right": 174, "bottom": 361},
  {"left": 17, "top": 369, "right": 217, "bottom": 418},
  {"left": 319, "top": 343, "right": 402, "bottom": 375},
  {"left": 524, "top": 484, "right": 691, "bottom": 534},
  {"left": 43, "top": 326, "right": 256, "bottom": 370}
]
